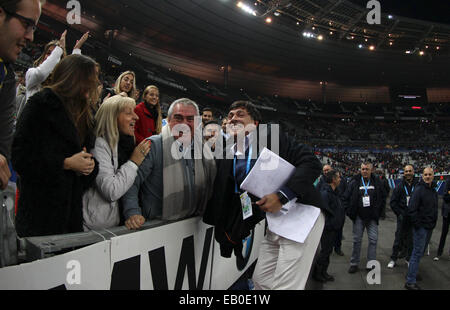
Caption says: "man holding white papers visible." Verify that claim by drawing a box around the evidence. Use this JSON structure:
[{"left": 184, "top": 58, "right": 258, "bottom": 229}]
[
  {"left": 344, "top": 162, "right": 383, "bottom": 274},
  {"left": 203, "top": 101, "right": 326, "bottom": 290}
]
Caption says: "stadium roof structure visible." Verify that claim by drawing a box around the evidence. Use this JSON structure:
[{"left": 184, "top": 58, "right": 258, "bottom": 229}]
[{"left": 41, "top": 0, "right": 450, "bottom": 96}]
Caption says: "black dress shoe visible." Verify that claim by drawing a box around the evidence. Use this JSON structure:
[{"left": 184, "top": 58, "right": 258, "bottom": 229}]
[
  {"left": 312, "top": 273, "right": 327, "bottom": 283},
  {"left": 335, "top": 249, "right": 345, "bottom": 256},
  {"left": 348, "top": 265, "right": 359, "bottom": 273},
  {"left": 322, "top": 272, "right": 335, "bottom": 282},
  {"left": 405, "top": 283, "right": 421, "bottom": 290}
]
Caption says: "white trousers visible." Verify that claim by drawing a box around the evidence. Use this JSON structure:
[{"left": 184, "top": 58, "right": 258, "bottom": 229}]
[{"left": 252, "top": 212, "right": 325, "bottom": 290}]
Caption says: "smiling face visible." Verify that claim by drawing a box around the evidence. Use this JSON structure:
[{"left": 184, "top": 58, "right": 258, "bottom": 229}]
[
  {"left": 227, "top": 107, "right": 258, "bottom": 137},
  {"left": 144, "top": 87, "right": 159, "bottom": 106},
  {"left": 117, "top": 104, "right": 138, "bottom": 136},
  {"left": 120, "top": 73, "right": 134, "bottom": 93},
  {"left": 202, "top": 110, "right": 213, "bottom": 124},
  {"left": 0, "top": 0, "right": 41, "bottom": 63},
  {"left": 404, "top": 165, "right": 414, "bottom": 182},
  {"left": 168, "top": 103, "right": 198, "bottom": 142}
]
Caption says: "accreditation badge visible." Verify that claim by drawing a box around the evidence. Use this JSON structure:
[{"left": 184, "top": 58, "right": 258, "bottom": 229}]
[
  {"left": 406, "top": 196, "right": 410, "bottom": 207},
  {"left": 240, "top": 191, "right": 253, "bottom": 220},
  {"left": 362, "top": 195, "right": 371, "bottom": 207}
]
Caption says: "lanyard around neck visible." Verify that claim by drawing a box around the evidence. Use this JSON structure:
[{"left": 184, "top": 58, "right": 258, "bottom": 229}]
[
  {"left": 404, "top": 185, "right": 414, "bottom": 196},
  {"left": 233, "top": 144, "right": 253, "bottom": 194},
  {"left": 361, "top": 177, "right": 370, "bottom": 196}
]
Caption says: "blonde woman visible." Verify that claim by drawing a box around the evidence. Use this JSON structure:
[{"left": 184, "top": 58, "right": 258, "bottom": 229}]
[
  {"left": 134, "top": 85, "right": 162, "bottom": 144},
  {"left": 25, "top": 30, "right": 89, "bottom": 102},
  {"left": 115, "top": 71, "right": 137, "bottom": 98},
  {"left": 82, "top": 94, "right": 151, "bottom": 230}
]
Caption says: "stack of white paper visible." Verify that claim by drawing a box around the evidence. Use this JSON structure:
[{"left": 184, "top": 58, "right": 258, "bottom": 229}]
[{"left": 240, "top": 147, "right": 321, "bottom": 243}]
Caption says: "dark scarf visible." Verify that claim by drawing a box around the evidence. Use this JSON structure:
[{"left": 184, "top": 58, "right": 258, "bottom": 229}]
[
  {"left": 144, "top": 101, "right": 159, "bottom": 120},
  {"left": 117, "top": 133, "right": 135, "bottom": 167}
]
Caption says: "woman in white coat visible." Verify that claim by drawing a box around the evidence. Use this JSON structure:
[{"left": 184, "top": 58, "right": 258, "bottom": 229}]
[{"left": 82, "top": 95, "right": 151, "bottom": 230}]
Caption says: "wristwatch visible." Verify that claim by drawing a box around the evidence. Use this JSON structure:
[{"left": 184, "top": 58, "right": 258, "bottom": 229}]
[{"left": 276, "top": 191, "right": 289, "bottom": 205}]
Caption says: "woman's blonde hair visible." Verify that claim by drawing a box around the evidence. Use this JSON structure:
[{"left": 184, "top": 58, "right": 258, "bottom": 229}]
[
  {"left": 114, "top": 71, "right": 137, "bottom": 99},
  {"left": 143, "top": 85, "right": 162, "bottom": 134},
  {"left": 95, "top": 94, "right": 136, "bottom": 151}
]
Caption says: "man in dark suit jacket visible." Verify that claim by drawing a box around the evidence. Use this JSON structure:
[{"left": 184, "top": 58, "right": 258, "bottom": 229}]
[{"left": 203, "top": 101, "right": 326, "bottom": 290}]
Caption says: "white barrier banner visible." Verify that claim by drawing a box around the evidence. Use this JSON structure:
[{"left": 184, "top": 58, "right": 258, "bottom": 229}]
[
  {"left": 109, "top": 217, "right": 214, "bottom": 290},
  {"left": 0, "top": 241, "right": 111, "bottom": 290}
]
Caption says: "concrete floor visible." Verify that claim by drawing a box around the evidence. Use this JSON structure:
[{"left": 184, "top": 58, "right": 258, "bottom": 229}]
[{"left": 307, "top": 197, "right": 450, "bottom": 290}]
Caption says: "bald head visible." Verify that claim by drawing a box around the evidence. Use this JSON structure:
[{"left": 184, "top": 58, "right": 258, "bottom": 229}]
[
  {"left": 422, "top": 167, "right": 434, "bottom": 185},
  {"left": 323, "top": 165, "right": 332, "bottom": 175},
  {"left": 404, "top": 165, "right": 414, "bottom": 182}
]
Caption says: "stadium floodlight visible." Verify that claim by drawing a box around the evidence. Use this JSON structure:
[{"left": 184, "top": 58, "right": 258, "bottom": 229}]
[{"left": 237, "top": 1, "right": 257, "bottom": 16}]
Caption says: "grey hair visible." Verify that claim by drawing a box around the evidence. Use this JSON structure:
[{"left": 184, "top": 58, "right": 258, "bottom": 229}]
[{"left": 167, "top": 98, "right": 200, "bottom": 119}]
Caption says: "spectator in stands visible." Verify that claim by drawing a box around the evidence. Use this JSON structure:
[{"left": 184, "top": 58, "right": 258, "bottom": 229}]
[
  {"left": 344, "top": 162, "right": 383, "bottom": 273},
  {"left": 12, "top": 54, "right": 100, "bottom": 237},
  {"left": 405, "top": 167, "right": 438, "bottom": 290},
  {"left": 82, "top": 95, "right": 151, "bottom": 230},
  {"left": 203, "top": 101, "right": 325, "bottom": 290},
  {"left": 121, "top": 98, "right": 216, "bottom": 230},
  {"left": 433, "top": 178, "right": 450, "bottom": 261},
  {"left": 203, "top": 120, "right": 221, "bottom": 152},
  {"left": 114, "top": 71, "right": 137, "bottom": 98},
  {"left": 201, "top": 107, "right": 213, "bottom": 126},
  {"left": 388, "top": 164, "right": 417, "bottom": 268},
  {"left": 134, "top": 85, "right": 162, "bottom": 144},
  {"left": 221, "top": 116, "right": 230, "bottom": 139},
  {"left": 25, "top": 30, "right": 89, "bottom": 102},
  {"left": 313, "top": 169, "right": 345, "bottom": 282},
  {"left": 0, "top": 0, "right": 43, "bottom": 190},
  {"left": 316, "top": 164, "right": 332, "bottom": 191}
]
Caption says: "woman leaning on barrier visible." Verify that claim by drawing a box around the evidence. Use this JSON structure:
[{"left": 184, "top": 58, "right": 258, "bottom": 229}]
[
  {"left": 82, "top": 94, "right": 151, "bottom": 230},
  {"left": 12, "top": 54, "right": 100, "bottom": 237}
]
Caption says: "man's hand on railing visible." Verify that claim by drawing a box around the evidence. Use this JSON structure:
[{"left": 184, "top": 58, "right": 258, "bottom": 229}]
[{"left": 125, "top": 215, "right": 145, "bottom": 230}]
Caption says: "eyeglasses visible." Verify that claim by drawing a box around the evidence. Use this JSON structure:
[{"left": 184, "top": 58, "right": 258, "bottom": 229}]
[{"left": 2, "top": 7, "right": 38, "bottom": 33}]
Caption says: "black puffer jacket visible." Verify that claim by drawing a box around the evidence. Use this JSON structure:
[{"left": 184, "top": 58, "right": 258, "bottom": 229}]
[{"left": 407, "top": 180, "right": 438, "bottom": 230}]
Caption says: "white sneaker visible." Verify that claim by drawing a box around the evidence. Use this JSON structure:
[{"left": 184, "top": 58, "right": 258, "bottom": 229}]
[
  {"left": 387, "top": 260, "right": 396, "bottom": 268},
  {"left": 433, "top": 256, "right": 440, "bottom": 261}
]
